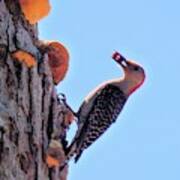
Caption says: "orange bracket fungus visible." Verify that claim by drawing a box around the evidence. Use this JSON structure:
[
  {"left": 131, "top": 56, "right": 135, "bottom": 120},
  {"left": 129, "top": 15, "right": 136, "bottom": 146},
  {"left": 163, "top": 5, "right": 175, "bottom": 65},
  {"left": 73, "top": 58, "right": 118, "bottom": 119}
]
[
  {"left": 64, "top": 109, "right": 75, "bottom": 127},
  {"left": 45, "top": 41, "right": 69, "bottom": 85},
  {"left": 46, "top": 140, "right": 65, "bottom": 168},
  {"left": 19, "top": 0, "right": 51, "bottom": 24},
  {"left": 12, "top": 50, "right": 37, "bottom": 68},
  {"left": 46, "top": 155, "right": 60, "bottom": 168}
]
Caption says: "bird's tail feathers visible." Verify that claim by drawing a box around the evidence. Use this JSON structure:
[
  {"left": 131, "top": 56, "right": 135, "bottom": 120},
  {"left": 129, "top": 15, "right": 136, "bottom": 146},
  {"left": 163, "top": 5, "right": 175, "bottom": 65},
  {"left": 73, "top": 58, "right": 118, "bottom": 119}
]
[
  {"left": 59, "top": 142, "right": 77, "bottom": 171},
  {"left": 74, "top": 149, "right": 83, "bottom": 163},
  {"left": 65, "top": 140, "right": 77, "bottom": 160}
]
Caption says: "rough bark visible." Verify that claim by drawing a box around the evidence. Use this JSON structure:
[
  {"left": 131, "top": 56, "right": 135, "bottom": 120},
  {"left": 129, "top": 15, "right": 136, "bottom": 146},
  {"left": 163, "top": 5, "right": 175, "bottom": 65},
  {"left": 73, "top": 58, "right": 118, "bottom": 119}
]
[{"left": 0, "top": 1, "right": 69, "bottom": 179}]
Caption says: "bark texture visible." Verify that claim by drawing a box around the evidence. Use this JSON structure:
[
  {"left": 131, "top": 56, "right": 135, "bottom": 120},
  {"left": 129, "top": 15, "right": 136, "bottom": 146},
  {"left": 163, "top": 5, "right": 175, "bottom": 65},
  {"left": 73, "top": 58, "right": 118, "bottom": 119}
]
[{"left": 0, "top": 1, "right": 69, "bottom": 179}]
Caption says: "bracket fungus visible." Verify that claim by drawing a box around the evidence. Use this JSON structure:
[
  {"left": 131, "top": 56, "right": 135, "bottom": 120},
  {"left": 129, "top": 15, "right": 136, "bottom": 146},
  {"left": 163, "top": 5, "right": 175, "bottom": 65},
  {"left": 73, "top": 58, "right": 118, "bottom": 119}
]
[
  {"left": 19, "top": 0, "right": 51, "bottom": 24},
  {"left": 45, "top": 41, "right": 69, "bottom": 85},
  {"left": 12, "top": 50, "right": 37, "bottom": 68}
]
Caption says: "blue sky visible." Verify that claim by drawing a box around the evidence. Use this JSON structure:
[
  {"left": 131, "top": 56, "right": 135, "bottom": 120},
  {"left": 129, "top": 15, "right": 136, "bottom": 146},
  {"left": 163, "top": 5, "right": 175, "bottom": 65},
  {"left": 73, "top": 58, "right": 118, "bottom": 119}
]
[{"left": 39, "top": 0, "right": 180, "bottom": 179}]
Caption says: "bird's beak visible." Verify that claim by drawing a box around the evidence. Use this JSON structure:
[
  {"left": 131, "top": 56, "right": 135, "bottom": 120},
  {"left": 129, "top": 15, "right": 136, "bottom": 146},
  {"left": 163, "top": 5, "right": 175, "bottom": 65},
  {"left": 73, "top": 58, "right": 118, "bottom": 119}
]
[{"left": 112, "top": 51, "right": 128, "bottom": 69}]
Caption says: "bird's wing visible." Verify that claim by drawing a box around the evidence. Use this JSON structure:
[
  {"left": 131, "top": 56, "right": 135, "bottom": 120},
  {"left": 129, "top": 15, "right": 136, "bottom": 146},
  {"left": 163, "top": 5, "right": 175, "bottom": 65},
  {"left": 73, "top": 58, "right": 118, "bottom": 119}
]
[{"left": 77, "top": 82, "right": 107, "bottom": 127}]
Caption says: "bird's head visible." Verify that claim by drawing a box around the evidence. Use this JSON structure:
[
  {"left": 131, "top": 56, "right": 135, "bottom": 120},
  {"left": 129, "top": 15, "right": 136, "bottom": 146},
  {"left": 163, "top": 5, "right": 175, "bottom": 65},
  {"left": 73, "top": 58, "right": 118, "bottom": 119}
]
[{"left": 112, "top": 51, "right": 145, "bottom": 95}]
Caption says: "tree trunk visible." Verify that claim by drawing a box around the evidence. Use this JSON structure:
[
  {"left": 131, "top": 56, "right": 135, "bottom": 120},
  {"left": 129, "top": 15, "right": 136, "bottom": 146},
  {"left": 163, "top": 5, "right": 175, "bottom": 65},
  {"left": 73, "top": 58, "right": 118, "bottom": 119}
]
[{"left": 0, "top": 1, "right": 69, "bottom": 179}]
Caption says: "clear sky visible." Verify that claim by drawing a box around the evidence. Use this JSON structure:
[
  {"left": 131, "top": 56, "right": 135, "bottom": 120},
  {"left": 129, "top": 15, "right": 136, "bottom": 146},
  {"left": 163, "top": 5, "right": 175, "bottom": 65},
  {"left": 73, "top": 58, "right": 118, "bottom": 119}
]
[{"left": 39, "top": 0, "right": 180, "bottom": 179}]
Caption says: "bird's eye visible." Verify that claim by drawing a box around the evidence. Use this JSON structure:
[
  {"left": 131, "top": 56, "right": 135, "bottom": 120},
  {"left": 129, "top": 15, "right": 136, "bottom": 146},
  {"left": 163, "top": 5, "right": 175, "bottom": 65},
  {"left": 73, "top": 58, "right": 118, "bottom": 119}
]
[{"left": 134, "top": 66, "right": 139, "bottom": 71}]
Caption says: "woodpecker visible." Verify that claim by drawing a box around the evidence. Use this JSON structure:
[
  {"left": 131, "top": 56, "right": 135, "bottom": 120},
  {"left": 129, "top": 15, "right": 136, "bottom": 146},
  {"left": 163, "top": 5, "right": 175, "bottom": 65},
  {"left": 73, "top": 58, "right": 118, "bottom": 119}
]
[{"left": 65, "top": 51, "right": 145, "bottom": 163}]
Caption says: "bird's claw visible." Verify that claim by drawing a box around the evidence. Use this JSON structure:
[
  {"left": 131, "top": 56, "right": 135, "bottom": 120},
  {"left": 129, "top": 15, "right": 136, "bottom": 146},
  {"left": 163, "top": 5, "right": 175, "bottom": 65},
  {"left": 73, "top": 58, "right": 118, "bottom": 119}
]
[
  {"left": 58, "top": 93, "right": 78, "bottom": 119},
  {"left": 58, "top": 93, "right": 67, "bottom": 104}
]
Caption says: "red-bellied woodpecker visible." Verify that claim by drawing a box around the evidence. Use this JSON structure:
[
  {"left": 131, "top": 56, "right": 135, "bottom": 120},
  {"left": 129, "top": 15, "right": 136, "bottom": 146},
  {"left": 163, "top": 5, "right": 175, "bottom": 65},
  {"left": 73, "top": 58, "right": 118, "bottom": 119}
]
[{"left": 65, "top": 51, "right": 145, "bottom": 163}]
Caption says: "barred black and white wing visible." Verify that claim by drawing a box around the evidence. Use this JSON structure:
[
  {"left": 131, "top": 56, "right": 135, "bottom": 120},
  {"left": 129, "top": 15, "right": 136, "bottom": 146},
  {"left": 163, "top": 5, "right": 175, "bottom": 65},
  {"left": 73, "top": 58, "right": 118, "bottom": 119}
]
[{"left": 66, "top": 84, "right": 127, "bottom": 162}]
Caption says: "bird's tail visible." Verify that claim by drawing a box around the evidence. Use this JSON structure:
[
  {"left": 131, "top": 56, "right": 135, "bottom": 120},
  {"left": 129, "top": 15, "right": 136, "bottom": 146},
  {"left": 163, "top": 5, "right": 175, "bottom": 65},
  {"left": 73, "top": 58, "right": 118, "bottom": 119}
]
[
  {"left": 74, "top": 149, "right": 83, "bottom": 163},
  {"left": 65, "top": 140, "right": 77, "bottom": 160},
  {"left": 59, "top": 141, "right": 77, "bottom": 171}
]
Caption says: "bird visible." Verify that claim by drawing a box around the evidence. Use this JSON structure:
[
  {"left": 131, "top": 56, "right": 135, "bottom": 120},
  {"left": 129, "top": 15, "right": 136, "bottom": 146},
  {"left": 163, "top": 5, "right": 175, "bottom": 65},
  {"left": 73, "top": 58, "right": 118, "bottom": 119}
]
[{"left": 65, "top": 51, "right": 146, "bottom": 163}]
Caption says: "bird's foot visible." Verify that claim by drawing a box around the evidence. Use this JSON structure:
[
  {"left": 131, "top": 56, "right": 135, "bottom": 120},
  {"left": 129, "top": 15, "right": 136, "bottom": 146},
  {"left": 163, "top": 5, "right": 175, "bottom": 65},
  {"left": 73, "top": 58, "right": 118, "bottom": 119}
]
[
  {"left": 58, "top": 93, "right": 67, "bottom": 104},
  {"left": 58, "top": 93, "right": 78, "bottom": 122}
]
